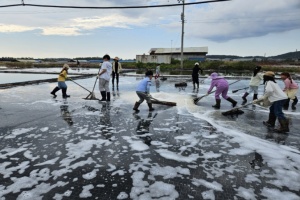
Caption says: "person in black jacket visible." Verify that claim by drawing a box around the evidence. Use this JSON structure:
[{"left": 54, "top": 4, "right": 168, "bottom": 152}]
[{"left": 192, "top": 62, "right": 203, "bottom": 90}]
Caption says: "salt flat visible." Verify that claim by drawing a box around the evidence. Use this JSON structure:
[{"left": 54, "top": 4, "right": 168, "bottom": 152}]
[{"left": 0, "top": 77, "right": 299, "bottom": 200}]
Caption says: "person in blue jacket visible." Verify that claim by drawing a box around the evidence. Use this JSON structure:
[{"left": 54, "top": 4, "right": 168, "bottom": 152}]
[{"left": 133, "top": 70, "right": 154, "bottom": 112}]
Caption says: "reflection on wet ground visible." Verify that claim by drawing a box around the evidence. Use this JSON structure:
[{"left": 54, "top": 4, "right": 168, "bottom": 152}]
[{"left": 0, "top": 77, "right": 299, "bottom": 199}]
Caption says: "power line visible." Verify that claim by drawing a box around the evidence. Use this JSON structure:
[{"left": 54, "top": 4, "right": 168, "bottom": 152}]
[
  {"left": 187, "top": 18, "right": 300, "bottom": 23},
  {"left": 0, "top": 0, "right": 231, "bottom": 9}
]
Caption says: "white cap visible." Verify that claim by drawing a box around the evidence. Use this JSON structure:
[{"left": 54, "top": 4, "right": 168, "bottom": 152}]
[
  {"left": 63, "top": 64, "right": 70, "bottom": 69},
  {"left": 195, "top": 62, "right": 199, "bottom": 65}
]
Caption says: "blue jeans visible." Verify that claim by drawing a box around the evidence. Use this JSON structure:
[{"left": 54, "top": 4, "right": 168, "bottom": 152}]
[
  {"left": 269, "top": 99, "right": 287, "bottom": 120},
  {"left": 247, "top": 86, "right": 258, "bottom": 94},
  {"left": 58, "top": 81, "right": 67, "bottom": 89}
]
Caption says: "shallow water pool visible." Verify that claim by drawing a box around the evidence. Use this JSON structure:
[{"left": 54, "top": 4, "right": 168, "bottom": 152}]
[{"left": 0, "top": 73, "right": 77, "bottom": 84}]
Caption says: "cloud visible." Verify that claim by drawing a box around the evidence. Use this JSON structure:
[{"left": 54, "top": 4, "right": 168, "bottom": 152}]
[
  {"left": 0, "top": 24, "right": 36, "bottom": 33},
  {"left": 72, "top": 14, "right": 147, "bottom": 30},
  {"left": 0, "top": 0, "right": 299, "bottom": 40},
  {"left": 179, "top": 0, "right": 300, "bottom": 42},
  {"left": 0, "top": 13, "right": 148, "bottom": 36},
  {"left": 41, "top": 27, "right": 81, "bottom": 36}
]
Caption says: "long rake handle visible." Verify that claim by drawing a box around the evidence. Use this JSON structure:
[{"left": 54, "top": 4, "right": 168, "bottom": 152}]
[
  {"left": 69, "top": 79, "right": 92, "bottom": 93},
  {"left": 222, "top": 102, "right": 254, "bottom": 115},
  {"left": 232, "top": 87, "right": 249, "bottom": 93},
  {"left": 91, "top": 66, "right": 102, "bottom": 93},
  {"left": 232, "top": 83, "right": 264, "bottom": 93}
]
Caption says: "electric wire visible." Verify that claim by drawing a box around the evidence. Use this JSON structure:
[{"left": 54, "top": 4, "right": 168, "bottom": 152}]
[{"left": 0, "top": 0, "right": 231, "bottom": 9}]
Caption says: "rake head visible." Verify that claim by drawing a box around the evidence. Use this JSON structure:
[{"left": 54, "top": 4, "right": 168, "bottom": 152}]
[
  {"left": 83, "top": 92, "right": 99, "bottom": 100},
  {"left": 175, "top": 82, "right": 187, "bottom": 87},
  {"left": 222, "top": 108, "right": 244, "bottom": 116}
]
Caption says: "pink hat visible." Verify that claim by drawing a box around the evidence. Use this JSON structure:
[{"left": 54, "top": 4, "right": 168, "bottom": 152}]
[{"left": 210, "top": 72, "right": 219, "bottom": 80}]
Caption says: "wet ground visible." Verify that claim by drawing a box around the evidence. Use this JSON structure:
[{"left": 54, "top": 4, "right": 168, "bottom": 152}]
[{"left": 0, "top": 76, "right": 300, "bottom": 200}]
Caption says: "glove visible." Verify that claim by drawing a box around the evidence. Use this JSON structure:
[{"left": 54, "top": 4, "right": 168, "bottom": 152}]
[
  {"left": 97, "top": 75, "right": 100, "bottom": 78},
  {"left": 253, "top": 98, "right": 263, "bottom": 104},
  {"left": 146, "top": 93, "right": 152, "bottom": 98},
  {"left": 252, "top": 99, "right": 258, "bottom": 104}
]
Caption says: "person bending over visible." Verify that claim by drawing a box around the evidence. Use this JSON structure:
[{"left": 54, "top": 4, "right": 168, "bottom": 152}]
[
  {"left": 254, "top": 71, "right": 289, "bottom": 133},
  {"left": 133, "top": 70, "right": 155, "bottom": 112},
  {"left": 207, "top": 72, "right": 237, "bottom": 109}
]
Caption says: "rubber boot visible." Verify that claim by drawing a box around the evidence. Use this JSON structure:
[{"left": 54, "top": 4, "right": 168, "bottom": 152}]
[
  {"left": 100, "top": 91, "right": 106, "bottom": 101},
  {"left": 197, "top": 83, "right": 199, "bottom": 89},
  {"left": 106, "top": 92, "right": 111, "bottom": 102},
  {"left": 62, "top": 88, "right": 70, "bottom": 98},
  {"left": 292, "top": 97, "right": 298, "bottom": 110},
  {"left": 133, "top": 102, "right": 141, "bottom": 112},
  {"left": 212, "top": 99, "right": 221, "bottom": 109},
  {"left": 112, "top": 84, "right": 114, "bottom": 91},
  {"left": 193, "top": 83, "right": 195, "bottom": 90},
  {"left": 274, "top": 119, "right": 289, "bottom": 133},
  {"left": 51, "top": 87, "right": 60, "bottom": 98},
  {"left": 263, "top": 113, "right": 277, "bottom": 127},
  {"left": 147, "top": 103, "right": 154, "bottom": 111},
  {"left": 283, "top": 98, "right": 290, "bottom": 110},
  {"left": 253, "top": 94, "right": 258, "bottom": 100},
  {"left": 226, "top": 97, "right": 237, "bottom": 107},
  {"left": 242, "top": 92, "right": 249, "bottom": 102}
]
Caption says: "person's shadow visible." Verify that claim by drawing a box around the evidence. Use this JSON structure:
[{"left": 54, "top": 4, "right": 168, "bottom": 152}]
[
  {"left": 133, "top": 112, "right": 157, "bottom": 146},
  {"left": 99, "top": 104, "right": 113, "bottom": 140},
  {"left": 249, "top": 152, "right": 263, "bottom": 170},
  {"left": 60, "top": 104, "right": 73, "bottom": 126},
  {"left": 265, "top": 130, "right": 288, "bottom": 145},
  {"left": 112, "top": 90, "right": 120, "bottom": 98}
]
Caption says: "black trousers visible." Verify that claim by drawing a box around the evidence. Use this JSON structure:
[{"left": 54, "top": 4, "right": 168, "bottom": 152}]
[
  {"left": 192, "top": 74, "right": 199, "bottom": 85},
  {"left": 112, "top": 72, "right": 119, "bottom": 86}
]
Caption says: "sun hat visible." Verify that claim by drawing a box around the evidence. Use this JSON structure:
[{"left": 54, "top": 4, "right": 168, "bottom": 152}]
[
  {"left": 210, "top": 72, "right": 220, "bottom": 80},
  {"left": 114, "top": 57, "right": 119, "bottom": 61},
  {"left": 195, "top": 62, "right": 199, "bottom": 65},
  {"left": 264, "top": 71, "right": 275, "bottom": 77},
  {"left": 63, "top": 64, "right": 70, "bottom": 69}
]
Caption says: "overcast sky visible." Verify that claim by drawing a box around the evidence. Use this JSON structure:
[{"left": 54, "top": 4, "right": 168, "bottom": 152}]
[{"left": 0, "top": 0, "right": 300, "bottom": 59}]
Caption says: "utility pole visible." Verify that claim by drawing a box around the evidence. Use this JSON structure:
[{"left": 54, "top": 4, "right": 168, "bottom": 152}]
[
  {"left": 171, "top": 40, "right": 173, "bottom": 64},
  {"left": 178, "top": 0, "right": 185, "bottom": 69}
]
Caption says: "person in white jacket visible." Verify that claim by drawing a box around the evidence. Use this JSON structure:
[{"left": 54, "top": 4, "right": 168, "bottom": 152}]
[
  {"left": 112, "top": 57, "right": 122, "bottom": 90},
  {"left": 242, "top": 66, "right": 263, "bottom": 103},
  {"left": 254, "top": 71, "right": 289, "bottom": 133}
]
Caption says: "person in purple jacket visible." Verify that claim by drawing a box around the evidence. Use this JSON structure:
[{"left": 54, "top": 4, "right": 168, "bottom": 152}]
[{"left": 207, "top": 72, "right": 237, "bottom": 109}]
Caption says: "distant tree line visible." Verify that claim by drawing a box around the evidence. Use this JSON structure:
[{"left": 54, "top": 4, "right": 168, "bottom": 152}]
[
  {"left": 74, "top": 57, "right": 103, "bottom": 60},
  {"left": 0, "top": 57, "right": 18, "bottom": 62},
  {"left": 270, "top": 51, "right": 300, "bottom": 60}
]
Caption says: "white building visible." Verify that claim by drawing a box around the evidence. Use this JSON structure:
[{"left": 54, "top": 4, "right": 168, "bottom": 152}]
[
  {"left": 136, "top": 47, "right": 208, "bottom": 64},
  {"left": 136, "top": 54, "right": 171, "bottom": 64}
]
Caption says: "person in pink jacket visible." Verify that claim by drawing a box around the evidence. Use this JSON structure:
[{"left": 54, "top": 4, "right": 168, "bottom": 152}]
[
  {"left": 207, "top": 72, "right": 237, "bottom": 109},
  {"left": 280, "top": 72, "right": 299, "bottom": 110}
]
